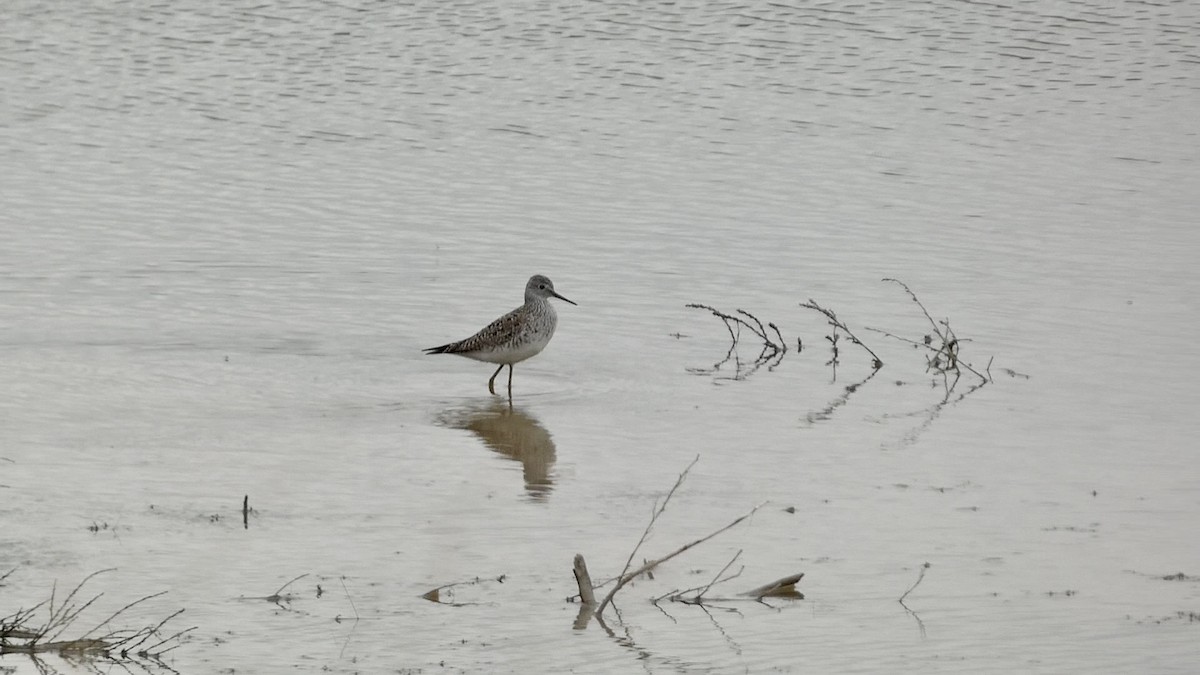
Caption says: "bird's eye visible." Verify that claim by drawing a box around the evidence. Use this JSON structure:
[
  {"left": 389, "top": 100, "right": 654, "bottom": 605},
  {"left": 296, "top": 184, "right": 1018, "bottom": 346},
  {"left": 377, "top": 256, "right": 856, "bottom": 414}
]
[{"left": 539, "top": 284, "right": 546, "bottom": 289}]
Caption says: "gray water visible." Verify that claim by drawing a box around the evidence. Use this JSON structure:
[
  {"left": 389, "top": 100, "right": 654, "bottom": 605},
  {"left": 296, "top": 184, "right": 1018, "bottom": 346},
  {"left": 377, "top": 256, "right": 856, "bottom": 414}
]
[{"left": 2, "top": 0, "right": 1198, "bottom": 673}]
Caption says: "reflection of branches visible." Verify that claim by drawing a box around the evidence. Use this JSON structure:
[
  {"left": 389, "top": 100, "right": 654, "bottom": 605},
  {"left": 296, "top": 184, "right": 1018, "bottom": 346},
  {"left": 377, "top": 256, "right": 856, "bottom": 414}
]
[
  {"left": 804, "top": 366, "right": 881, "bottom": 425},
  {"left": 885, "top": 370, "right": 990, "bottom": 449},
  {"left": 870, "top": 279, "right": 988, "bottom": 383},
  {"left": 798, "top": 299, "right": 883, "bottom": 369},
  {"left": 685, "top": 304, "right": 787, "bottom": 381}
]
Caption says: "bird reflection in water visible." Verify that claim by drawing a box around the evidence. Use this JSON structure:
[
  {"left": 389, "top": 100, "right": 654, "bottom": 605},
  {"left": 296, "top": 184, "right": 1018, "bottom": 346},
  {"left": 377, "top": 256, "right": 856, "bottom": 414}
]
[{"left": 437, "top": 399, "right": 557, "bottom": 501}]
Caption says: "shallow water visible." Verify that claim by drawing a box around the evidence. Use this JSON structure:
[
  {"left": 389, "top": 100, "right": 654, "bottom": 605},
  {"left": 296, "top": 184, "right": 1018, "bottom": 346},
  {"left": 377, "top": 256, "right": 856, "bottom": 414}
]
[{"left": 2, "top": 0, "right": 1199, "bottom": 673}]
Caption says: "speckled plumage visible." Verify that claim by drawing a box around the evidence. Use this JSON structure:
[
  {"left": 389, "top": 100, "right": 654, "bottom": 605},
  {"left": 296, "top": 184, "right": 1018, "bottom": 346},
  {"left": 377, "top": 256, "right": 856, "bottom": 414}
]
[{"left": 424, "top": 275, "right": 576, "bottom": 396}]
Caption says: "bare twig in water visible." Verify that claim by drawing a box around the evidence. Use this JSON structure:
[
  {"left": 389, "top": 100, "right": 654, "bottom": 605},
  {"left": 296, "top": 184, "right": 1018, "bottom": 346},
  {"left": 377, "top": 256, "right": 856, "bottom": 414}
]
[
  {"left": 420, "top": 574, "right": 507, "bottom": 606},
  {"left": 899, "top": 562, "right": 931, "bottom": 638},
  {"left": 798, "top": 299, "right": 883, "bottom": 369},
  {"left": 339, "top": 577, "right": 359, "bottom": 622},
  {"left": 872, "top": 279, "right": 989, "bottom": 382},
  {"left": 259, "top": 574, "right": 308, "bottom": 609}
]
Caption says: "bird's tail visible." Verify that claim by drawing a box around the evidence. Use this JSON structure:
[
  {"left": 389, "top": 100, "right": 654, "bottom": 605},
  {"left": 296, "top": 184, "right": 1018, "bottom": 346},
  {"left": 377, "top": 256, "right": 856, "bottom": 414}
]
[{"left": 422, "top": 342, "right": 457, "bottom": 355}]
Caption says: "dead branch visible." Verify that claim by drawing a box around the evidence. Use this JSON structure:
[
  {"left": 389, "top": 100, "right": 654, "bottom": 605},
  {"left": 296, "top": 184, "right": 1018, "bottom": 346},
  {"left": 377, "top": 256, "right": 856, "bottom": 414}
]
[
  {"left": 799, "top": 299, "right": 882, "bottom": 369},
  {"left": 596, "top": 501, "right": 765, "bottom": 617}
]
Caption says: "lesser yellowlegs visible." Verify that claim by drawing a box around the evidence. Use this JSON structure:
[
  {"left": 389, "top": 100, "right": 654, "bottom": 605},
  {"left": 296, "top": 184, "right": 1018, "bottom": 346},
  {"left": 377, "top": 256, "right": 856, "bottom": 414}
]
[{"left": 423, "top": 275, "right": 576, "bottom": 397}]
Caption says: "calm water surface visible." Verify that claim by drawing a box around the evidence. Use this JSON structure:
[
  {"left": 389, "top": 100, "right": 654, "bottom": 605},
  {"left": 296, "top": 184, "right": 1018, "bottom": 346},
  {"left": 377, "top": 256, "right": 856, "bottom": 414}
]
[{"left": 2, "top": 1, "right": 1198, "bottom": 673}]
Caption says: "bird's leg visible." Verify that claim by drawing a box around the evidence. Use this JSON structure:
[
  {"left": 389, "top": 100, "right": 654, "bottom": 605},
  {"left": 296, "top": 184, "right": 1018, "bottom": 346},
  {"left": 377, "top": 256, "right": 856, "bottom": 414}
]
[
  {"left": 488, "top": 364, "right": 504, "bottom": 395},
  {"left": 507, "top": 364, "right": 514, "bottom": 400}
]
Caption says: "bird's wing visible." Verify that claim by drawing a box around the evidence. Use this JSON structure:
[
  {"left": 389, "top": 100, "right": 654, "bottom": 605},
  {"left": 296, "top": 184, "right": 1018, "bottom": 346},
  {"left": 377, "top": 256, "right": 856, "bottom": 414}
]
[{"left": 435, "top": 305, "right": 526, "bottom": 354}]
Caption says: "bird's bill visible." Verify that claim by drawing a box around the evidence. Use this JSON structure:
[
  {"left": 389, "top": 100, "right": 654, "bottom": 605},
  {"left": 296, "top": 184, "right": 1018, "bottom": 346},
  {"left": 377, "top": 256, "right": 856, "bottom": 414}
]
[{"left": 551, "top": 290, "right": 577, "bottom": 305}]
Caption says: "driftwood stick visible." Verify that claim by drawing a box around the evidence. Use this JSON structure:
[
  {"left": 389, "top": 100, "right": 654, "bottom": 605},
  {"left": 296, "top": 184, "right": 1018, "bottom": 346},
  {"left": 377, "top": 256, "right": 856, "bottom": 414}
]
[
  {"left": 740, "top": 573, "right": 806, "bottom": 598},
  {"left": 596, "top": 502, "right": 765, "bottom": 617},
  {"left": 573, "top": 555, "right": 596, "bottom": 606}
]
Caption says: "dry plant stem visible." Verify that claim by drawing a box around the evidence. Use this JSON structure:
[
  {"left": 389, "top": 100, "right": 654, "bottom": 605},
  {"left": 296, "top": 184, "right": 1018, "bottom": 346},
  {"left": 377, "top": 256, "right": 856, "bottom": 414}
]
[
  {"left": 686, "top": 304, "right": 784, "bottom": 351},
  {"left": 734, "top": 307, "right": 772, "bottom": 343},
  {"left": 883, "top": 278, "right": 941, "bottom": 335},
  {"left": 272, "top": 574, "right": 308, "bottom": 599},
  {"left": 799, "top": 299, "right": 882, "bottom": 368},
  {"left": 339, "top": 577, "right": 360, "bottom": 621},
  {"left": 596, "top": 502, "right": 765, "bottom": 617}
]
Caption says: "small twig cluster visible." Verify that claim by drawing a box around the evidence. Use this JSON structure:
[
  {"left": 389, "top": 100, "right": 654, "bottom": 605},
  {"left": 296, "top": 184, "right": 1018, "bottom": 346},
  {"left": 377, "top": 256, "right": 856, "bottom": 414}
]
[
  {"left": 869, "top": 279, "right": 990, "bottom": 383},
  {"left": 685, "top": 304, "right": 787, "bottom": 353},
  {"left": 685, "top": 304, "right": 787, "bottom": 380},
  {"left": 0, "top": 568, "right": 192, "bottom": 669}
]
